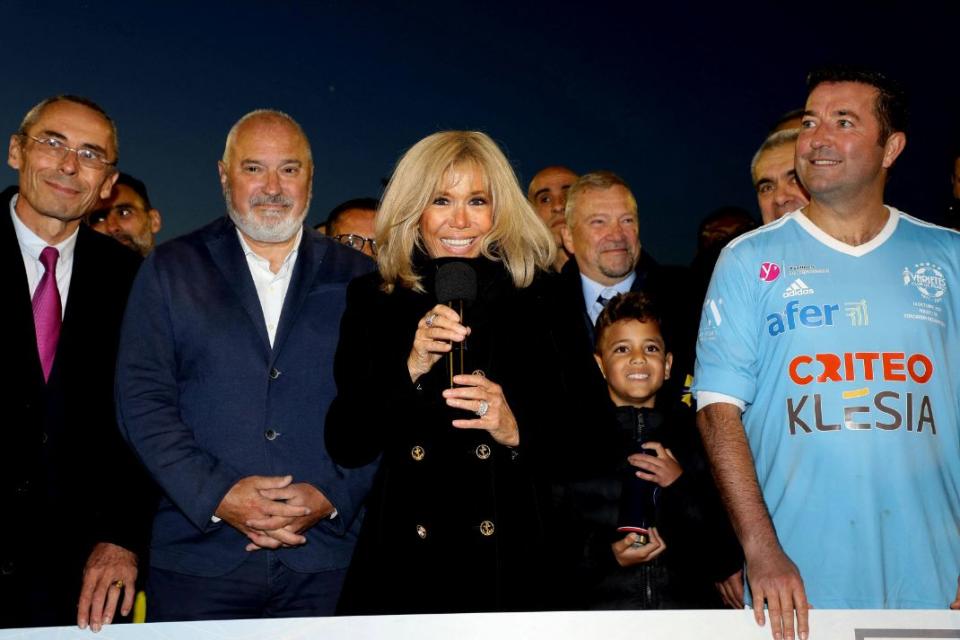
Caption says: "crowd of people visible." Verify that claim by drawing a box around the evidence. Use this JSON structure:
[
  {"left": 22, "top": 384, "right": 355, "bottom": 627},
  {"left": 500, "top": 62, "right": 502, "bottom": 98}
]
[{"left": 3, "top": 65, "right": 959, "bottom": 639}]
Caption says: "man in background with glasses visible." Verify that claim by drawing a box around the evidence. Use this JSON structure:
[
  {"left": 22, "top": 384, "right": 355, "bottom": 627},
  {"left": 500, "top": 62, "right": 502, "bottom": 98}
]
[
  {"left": 1, "top": 95, "right": 153, "bottom": 631},
  {"left": 324, "top": 197, "right": 377, "bottom": 258}
]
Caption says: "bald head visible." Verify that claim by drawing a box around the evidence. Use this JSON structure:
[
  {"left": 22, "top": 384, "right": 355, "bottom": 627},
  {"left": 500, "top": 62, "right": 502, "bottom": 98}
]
[
  {"left": 222, "top": 109, "right": 312, "bottom": 166},
  {"left": 218, "top": 109, "right": 314, "bottom": 244}
]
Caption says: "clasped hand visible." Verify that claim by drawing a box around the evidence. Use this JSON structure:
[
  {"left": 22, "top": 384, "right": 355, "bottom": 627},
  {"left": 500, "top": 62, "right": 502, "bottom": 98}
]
[{"left": 215, "top": 475, "right": 332, "bottom": 552}]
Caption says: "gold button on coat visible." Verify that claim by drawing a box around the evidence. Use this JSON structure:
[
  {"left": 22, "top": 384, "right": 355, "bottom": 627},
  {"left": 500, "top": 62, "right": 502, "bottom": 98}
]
[
  {"left": 475, "top": 444, "right": 491, "bottom": 460},
  {"left": 416, "top": 525, "right": 427, "bottom": 539},
  {"left": 479, "top": 520, "right": 495, "bottom": 536},
  {"left": 411, "top": 446, "right": 425, "bottom": 461}
]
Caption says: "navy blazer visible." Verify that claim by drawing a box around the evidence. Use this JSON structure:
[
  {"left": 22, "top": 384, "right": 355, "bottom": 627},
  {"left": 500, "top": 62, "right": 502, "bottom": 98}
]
[{"left": 116, "top": 216, "right": 377, "bottom": 577}]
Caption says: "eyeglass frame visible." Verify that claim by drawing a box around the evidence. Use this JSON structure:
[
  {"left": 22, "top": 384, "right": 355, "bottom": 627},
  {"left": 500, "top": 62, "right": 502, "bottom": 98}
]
[
  {"left": 19, "top": 134, "right": 117, "bottom": 170},
  {"left": 334, "top": 233, "right": 377, "bottom": 255}
]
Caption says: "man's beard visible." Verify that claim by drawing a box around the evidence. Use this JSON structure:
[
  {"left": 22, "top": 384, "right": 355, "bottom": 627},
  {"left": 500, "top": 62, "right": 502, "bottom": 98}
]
[
  {"left": 224, "top": 186, "right": 309, "bottom": 243},
  {"left": 111, "top": 230, "right": 153, "bottom": 256}
]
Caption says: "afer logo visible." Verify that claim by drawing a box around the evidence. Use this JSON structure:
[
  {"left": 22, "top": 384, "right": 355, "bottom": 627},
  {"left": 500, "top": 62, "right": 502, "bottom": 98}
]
[{"left": 767, "top": 300, "right": 839, "bottom": 336}]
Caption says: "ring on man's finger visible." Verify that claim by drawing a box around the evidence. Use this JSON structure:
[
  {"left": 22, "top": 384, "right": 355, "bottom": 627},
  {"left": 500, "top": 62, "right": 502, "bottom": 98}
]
[
  {"left": 112, "top": 580, "right": 124, "bottom": 589},
  {"left": 425, "top": 313, "right": 437, "bottom": 327},
  {"left": 476, "top": 400, "right": 490, "bottom": 417}
]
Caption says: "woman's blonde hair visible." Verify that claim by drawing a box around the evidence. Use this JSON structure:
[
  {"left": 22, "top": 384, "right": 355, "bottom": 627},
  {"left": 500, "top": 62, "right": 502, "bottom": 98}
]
[{"left": 376, "top": 131, "right": 555, "bottom": 293}]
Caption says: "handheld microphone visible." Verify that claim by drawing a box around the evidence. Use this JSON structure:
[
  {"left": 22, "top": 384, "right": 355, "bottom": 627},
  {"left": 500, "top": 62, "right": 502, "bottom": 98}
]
[
  {"left": 434, "top": 261, "right": 478, "bottom": 387},
  {"left": 616, "top": 407, "right": 665, "bottom": 546}
]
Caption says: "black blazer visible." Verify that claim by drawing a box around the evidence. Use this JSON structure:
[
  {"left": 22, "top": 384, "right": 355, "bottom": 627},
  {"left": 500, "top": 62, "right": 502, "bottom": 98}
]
[{"left": 0, "top": 186, "right": 154, "bottom": 628}]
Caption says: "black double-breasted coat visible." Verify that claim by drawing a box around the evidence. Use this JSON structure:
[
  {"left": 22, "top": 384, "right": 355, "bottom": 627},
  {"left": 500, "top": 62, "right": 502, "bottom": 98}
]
[{"left": 326, "top": 257, "right": 618, "bottom": 614}]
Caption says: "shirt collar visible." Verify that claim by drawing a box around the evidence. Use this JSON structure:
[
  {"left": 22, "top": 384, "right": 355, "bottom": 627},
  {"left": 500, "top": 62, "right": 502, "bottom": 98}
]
[
  {"left": 580, "top": 270, "right": 636, "bottom": 306},
  {"left": 9, "top": 192, "right": 80, "bottom": 263},
  {"left": 235, "top": 226, "right": 303, "bottom": 274}
]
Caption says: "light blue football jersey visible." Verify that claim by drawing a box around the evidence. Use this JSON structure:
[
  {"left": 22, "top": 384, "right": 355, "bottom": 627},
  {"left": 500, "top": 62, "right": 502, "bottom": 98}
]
[{"left": 694, "top": 207, "right": 960, "bottom": 609}]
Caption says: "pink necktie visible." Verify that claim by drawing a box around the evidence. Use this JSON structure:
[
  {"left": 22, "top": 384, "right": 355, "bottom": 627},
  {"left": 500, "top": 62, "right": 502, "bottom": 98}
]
[{"left": 33, "top": 246, "right": 62, "bottom": 382}]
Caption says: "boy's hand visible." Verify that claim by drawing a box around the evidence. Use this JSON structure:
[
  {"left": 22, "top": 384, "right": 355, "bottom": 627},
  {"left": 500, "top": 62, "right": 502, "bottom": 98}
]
[
  {"left": 628, "top": 442, "right": 682, "bottom": 487},
  {"left": 611, "top": 528, "right": 667, "bottom": 567}
]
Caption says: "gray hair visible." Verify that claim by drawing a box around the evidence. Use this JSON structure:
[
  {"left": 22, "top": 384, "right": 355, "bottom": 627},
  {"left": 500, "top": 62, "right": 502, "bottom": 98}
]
[
  {"left": 564, "top": 170, "right": 638, "bottom": 228},
  {"left": 750, "top": 128, "right": 800, "bottom": 181},
  {"left": 18, "top": 95, "right": 119, "bottom": 161}
]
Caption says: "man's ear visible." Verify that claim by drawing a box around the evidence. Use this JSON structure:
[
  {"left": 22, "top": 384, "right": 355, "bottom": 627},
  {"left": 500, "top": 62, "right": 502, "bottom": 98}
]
[
  {"left": 561, "top": 224, "right": 575, "bottom": 256},
  {"left": 99, "top": 170, "right": 119, "bottom": 200},
  {"left": 8, "top": 134, "right": 22, "bottom": 171},
  {"left": 882, "top": 131, "right": 906, "bottom": 169},
  {"left": 149, "top": 209, "right": 162, "bottom": 233},
  {"left": 664, "top": 352, "right": 674, "bottom": 380}
]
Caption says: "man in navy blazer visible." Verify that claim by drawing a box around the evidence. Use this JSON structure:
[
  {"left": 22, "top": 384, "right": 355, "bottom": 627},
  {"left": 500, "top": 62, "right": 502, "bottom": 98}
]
[{"left": 116, "top": 109, "right": 377, "bottom": 620}]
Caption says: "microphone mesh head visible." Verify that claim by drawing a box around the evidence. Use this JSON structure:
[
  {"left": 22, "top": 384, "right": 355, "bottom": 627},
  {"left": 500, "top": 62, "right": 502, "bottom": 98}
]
[{"left": 435, "top": 261, "right": 478, "bottom": 304}]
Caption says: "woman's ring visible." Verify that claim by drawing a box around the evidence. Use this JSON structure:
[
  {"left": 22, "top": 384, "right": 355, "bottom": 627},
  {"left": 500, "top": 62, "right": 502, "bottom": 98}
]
[
  {"left": 425, "top": 313, "right": 437, "bottom": 327},
  {"left": 476, "top": 400, "right": 490, "bottom": 417}
]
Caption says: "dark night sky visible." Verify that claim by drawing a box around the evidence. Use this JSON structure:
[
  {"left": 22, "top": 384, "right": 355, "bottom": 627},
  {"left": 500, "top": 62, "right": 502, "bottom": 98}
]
[{"left": 2, "top": 1, "right": 957, "bottom": 264}]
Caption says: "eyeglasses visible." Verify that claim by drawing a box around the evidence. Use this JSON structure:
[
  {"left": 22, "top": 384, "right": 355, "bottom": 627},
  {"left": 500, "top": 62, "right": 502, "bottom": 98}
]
[
  {"left": 21, "top": 134, "right": 116, "bottom": 170},
  {"left": 334, "top": 233, "right": 377, "bottom": 255}
]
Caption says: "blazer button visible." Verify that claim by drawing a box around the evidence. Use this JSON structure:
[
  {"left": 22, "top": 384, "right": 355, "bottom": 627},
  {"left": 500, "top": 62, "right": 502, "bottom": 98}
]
[
  {"left": 411, "top": 445, "right": 425, "bottom": 461},
  {"left": 0, "top": 561, "right": 14, "bottom": 576},
  {"left": 269, "top": 368, "right": 281, "bottom": 380},
  {"left": 475, "top": 444, "right": 491, "bottom": 460},
  {"left": 416, "top": 524, "right": 427, "bottom": 539},
  {"left": 264, "top": 429, "right": 279, "bottom": 441},
  {"left": 479, "top": 520, "right": 495, "bottom": 536},
  {"left": 15, "top": 480, "right": 30, "bottom": 494},
  {"left": 41, "top": 432, "right": 48, "bottom": 444}
]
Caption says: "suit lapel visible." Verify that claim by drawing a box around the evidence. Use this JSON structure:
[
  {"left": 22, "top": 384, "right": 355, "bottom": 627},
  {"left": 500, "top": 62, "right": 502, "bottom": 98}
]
[
  {"left": 205, "top": 219, "right": 272, "bottom": 353},
  {"left": 271, "top": 227, "right": 326, "bottom": 359},
  {"left": 2, "top": 189, "right": 45, "bottom": 385}
]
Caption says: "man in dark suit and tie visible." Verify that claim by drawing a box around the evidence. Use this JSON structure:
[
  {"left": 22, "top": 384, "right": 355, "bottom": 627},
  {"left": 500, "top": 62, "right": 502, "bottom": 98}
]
[
  {"left": 2, "top": 95, "right": 152, "bottom": 630},
  {"left": 116, "top": 109, "right": 377, "bottom": 620}
]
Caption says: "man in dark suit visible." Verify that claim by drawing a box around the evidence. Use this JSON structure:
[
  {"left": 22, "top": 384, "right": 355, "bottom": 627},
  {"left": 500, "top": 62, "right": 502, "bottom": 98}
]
[
  {"left": 2, "top": 95, "right": 152, "bottom": 630},
  {"left": 116, "top": 109, "right": 377, "bottom": 620},
  {"left": 553, "top": 171, "right": 695, "bottom": 397}
]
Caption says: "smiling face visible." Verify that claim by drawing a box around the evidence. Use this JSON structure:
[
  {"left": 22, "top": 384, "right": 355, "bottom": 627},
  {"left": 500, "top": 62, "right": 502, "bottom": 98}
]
[
  {"left": 562, "top": 184, "right": 640, "bottom": 286},
  {"left": 595, "top": 318, "right": 672, "bottom": 409},
  {"left": 419, "top": 163, "right": 493, "bottom": 258},
  {"left": 8, "top": 100, "right": 118, "bottom": 232},
  {"left": 753, "top": 141, "right": 809, "bottom": 223},
  {"left": 219, "top": 114, "right": 312, "bottom": 244},
  {"left": 797, "top": 81, "right": 905, "bottom": 203}
]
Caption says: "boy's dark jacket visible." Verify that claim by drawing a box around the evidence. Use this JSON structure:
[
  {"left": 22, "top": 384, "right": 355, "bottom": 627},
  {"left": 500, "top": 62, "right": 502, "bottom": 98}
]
[{"left": 551, "top": 400, "right": 744, "bottom": 609}]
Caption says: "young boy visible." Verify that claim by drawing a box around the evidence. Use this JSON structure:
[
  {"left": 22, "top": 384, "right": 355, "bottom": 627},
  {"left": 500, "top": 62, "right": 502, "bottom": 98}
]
[{"left": 583, "top": 292, "right": 743, "bottom": 608}]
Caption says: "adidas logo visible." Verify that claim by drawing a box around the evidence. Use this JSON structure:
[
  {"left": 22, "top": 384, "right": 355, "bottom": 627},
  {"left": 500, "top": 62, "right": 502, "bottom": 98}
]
[{"left": 782, "top": 278, "right": 815, "bottom": 298}]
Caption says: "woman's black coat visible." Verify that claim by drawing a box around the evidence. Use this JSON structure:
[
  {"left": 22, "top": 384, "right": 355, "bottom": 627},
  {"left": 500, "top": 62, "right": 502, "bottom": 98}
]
[{"left": 326, "top": 257, "right": 618, "bottom": 614}]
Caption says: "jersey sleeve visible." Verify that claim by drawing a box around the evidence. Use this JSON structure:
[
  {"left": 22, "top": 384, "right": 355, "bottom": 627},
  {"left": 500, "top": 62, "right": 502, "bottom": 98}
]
[{"left": 693, "top": 246, "right": 759, "bottom": 406}]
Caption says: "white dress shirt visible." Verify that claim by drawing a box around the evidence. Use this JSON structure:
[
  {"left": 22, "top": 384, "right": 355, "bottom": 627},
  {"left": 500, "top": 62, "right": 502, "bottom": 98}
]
[
  {"left": 236, "top": 228, "right": 302, "bottom": 347},
  {"left": 10, "top": 193, "right": 78, "bottom": 317}
]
